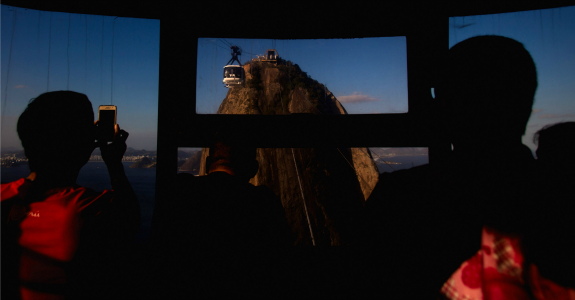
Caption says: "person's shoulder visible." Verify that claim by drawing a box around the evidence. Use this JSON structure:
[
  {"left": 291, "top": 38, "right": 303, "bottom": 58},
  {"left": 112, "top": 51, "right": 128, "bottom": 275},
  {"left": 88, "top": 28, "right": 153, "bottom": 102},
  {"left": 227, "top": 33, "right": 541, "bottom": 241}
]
[
  {"left": 253, "top": 184, "right": 277, "bottom": 196},
  {"left": 176, "top": 172, "right": 197, "bottom": 183},
  {"left": 60, "top": 185, "right": 113, "bottom": 206},
  {"left": 1, "top": 178, "right": 27, "bottom": 188},
  {"left": 176, "top": 172, "right": 203, "bottom": 188},
  {"left": 367, "top": 163, "right": 439, "bottom": 205}
]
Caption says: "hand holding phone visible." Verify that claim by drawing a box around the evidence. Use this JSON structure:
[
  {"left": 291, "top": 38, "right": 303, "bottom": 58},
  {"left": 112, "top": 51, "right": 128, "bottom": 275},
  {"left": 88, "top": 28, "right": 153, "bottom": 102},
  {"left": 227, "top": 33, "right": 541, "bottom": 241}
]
[
  {"left": 97, "top": 105, "right": 117, "bottom": 143},
  {"left": 98, "top": 123, "right": 129, "bottom": 165}
]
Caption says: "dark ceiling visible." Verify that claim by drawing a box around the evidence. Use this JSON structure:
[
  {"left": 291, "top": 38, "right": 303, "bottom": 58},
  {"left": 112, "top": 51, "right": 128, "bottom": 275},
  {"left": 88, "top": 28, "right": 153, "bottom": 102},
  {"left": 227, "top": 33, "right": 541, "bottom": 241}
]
[
  {"left": 3, "top": 1, "right": 574, "bottom": 21},
  {"left": 4, "top": 0, "right": 574, "bottom": 40}
]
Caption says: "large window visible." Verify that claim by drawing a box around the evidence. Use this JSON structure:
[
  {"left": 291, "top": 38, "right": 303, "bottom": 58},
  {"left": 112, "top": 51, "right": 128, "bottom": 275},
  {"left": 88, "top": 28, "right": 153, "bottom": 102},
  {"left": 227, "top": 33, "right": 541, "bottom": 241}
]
[
  {"left": 196, "top": 37, "right": 408, "bottom": 115},
  {"left": 0, "top": 5, "right": 160, "bottom": 243},
  {"left": 449, "top": 6, "right": 575, "bottom": 155}
]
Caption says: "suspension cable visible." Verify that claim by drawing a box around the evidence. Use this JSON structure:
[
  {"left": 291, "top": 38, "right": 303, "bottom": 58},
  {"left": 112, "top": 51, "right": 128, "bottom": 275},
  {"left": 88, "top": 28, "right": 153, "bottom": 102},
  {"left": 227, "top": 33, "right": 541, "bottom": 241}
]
[
  {"left": 205, "top": 39, "right": 228, "bottom": 51},
  {"left": 47, "top": 11, "right": 52, "bottom": 91},
  {"left": 111, "top": 16, "right": 119, "bottom": 105},
  {"left": 85, "top": 15, "right": 88, "bottom": 92},
  {"left": 280, "top": 81, "right": 315, "bottom": 246},
  {"left": 3, "top": 8, "right": 17, "bottom": 120},
  {"left": 67, "top": 13, "right": 71, "bottom": 90},
  {"left": 37, "top": 10, "right": 41, "bottom": 59},
  {"left": 100, "top": 16, "right": 104, "bottom": 103},
  {"left": 291, "top": 148, "right": 316, "bottom": 246},
  {"left": 214, "top": 44, "right": 218, "bottom": 111},
  {"left": 220, "top": 38, "right": 232, "bottom": 47},
  {"left": 367, "top": 148, "right": 397, "bottom": 172},
  {"left": 294, "top": 86, "right": 394, "bottom": 179}
]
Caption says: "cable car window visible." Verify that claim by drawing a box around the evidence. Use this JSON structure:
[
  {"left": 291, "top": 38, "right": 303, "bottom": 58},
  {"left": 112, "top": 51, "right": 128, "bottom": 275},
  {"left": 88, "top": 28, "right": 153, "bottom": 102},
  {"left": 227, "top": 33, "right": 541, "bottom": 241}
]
[
  {"left": 175, "top": 146, "right": 426, "bottom": 245},
  {"left": 0, "top": 5, "right": 160, "bottom": 244},
  {"left": 177, "top": 148, "right": 203, "bottom": 175},
  {"left": 369, "top": 147, "right": 428, "bottom": 173},
  {"left": 449, "top": 5, "right": 575, "bottom": 155},
  {"left": 196, "top": 37, "right": 408, "bottom": 115}
]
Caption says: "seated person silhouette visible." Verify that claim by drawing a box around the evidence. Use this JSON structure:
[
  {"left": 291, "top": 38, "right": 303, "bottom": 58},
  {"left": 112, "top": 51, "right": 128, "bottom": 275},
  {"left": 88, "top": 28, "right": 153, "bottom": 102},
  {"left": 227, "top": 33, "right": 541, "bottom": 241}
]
[
  {"left": 349, "top": 36, "right": 539, "bottom": 299},
  {"left": 1, "top": 91, "right": 140, "bottom": 300},
  {"left": 522, "top": 122, "right": 575, "bottom": 296},
  {"left": 157, "top": 131, "right": 292, "bottom": 298}
]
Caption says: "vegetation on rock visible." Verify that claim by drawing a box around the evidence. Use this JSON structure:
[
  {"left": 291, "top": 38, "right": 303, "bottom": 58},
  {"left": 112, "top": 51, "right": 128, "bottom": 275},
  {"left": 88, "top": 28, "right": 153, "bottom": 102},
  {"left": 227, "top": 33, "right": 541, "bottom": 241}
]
[{"left": 242, "top": 58, "right": 330, "bottom": 114}]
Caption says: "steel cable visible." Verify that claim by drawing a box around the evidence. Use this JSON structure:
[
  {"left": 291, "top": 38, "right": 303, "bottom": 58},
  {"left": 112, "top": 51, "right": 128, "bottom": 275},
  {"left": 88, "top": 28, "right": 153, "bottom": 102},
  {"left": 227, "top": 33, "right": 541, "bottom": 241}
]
[{"left": 3, "top": 8, "right": 17, "bottom": 121}]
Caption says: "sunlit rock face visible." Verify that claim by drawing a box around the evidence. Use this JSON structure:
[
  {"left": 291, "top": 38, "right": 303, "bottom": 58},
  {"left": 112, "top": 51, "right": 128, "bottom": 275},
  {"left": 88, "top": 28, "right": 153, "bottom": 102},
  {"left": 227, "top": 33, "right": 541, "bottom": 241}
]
[
  {"left": 178, "top": 151, "right": 202, "bottom": 175},
  {"left": 129, "top": 156, "right": 156, "bottom": 168},
  {"left": 192, "top": 60, "right": 379, "bottom": 245}
]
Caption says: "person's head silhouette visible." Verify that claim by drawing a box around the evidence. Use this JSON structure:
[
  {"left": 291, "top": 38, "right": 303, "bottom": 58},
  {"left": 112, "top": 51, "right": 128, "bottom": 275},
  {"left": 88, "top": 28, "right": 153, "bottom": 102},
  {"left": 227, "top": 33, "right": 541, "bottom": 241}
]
[
  {"left": 437, "top": 35, "right": 538, "bottom": 152},
  {"left": 17, "top": 91, "right": 96, "bottom": 179},
  {"left": 205, "top": 131, "right": 259, "bottom": 182}
]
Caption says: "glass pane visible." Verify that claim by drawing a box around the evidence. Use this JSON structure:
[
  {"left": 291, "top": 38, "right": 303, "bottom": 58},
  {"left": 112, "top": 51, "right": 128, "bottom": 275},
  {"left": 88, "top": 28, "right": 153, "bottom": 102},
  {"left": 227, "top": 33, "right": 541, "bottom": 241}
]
[
  {"left": 81, "top": 151, "right": 157, "bottom": 244},
  {"left": 178, "top": 148, "right": 203, "bottom": 175},
  {"left": 0, "top": 5, "right": 160, "bottom": 243},
  {"left": 369, "top": 147, "right": 429, "bottom": 173},
  {"left": 196, "top": 37, "right": 408, "bottom": 115},
  {"left": 449, "top": 6, "right": 575, "bottom": 155}
]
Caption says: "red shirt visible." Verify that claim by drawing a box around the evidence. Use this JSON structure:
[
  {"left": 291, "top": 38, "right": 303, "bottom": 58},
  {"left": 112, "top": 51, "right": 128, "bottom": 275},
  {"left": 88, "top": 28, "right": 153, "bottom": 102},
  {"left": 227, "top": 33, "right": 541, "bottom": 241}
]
[
  {"left": 440, "top": 226, "right": 575, "bottom": 300},
  {"left": 1, "top": 178, "right": 116, "bottom": 300}
]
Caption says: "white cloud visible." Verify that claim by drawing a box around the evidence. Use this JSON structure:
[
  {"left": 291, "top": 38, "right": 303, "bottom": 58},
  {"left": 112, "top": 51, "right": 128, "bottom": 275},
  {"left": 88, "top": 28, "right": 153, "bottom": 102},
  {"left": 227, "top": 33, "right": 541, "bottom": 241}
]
[
  {"left": 14, "top": 85, "right": 25, "bottom": 89},
  {"left": 537, "top": 113, "right": 575, "bottom": 119},
  {"left": 338, "top": 92, "right": 380, "bottom": 104},
  {"left": 532, "top": 108, "right": 543, "bottom": 114}
]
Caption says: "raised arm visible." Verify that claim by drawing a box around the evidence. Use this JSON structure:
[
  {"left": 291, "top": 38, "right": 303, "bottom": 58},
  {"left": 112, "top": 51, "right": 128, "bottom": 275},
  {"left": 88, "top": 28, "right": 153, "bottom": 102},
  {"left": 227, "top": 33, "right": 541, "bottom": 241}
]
[{"left": 98, "top": 123, "right": 141, "bottom": 239}]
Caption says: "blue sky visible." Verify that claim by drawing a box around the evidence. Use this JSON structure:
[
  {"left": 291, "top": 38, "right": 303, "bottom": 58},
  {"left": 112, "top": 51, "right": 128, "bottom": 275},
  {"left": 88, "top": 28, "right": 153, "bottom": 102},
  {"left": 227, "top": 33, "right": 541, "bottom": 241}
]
[
  {"left": 196, "top": 37, "right": 408, "bottom": 114},
  {"left": 1, "top": 5, "right": 160, "bottom": 150},
  {"left": 449, "top": 5, "right": 575, "bottom": 152}
]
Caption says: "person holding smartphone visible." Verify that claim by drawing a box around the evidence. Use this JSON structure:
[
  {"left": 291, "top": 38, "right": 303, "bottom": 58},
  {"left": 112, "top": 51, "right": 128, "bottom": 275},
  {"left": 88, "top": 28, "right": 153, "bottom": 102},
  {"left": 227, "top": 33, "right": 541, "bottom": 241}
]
[{"left": 1, "top": 91, "right": 140, "bottom": 300}]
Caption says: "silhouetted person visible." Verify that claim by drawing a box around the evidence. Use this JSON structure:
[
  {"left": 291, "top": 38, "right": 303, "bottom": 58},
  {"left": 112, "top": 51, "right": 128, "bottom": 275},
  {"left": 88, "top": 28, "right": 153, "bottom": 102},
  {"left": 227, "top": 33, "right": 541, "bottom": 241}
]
[
  {"left": 523, "top": 122, "right": 575, "bottom": 293},
  {"left": 155, "top": 131, "right": 292, "bottom": 298},
  {"left": 1, "top": 91, "right": 140, "bottom": 300},
  {"left": 349, "top": 36, "right": 539, "bottom": 299},
  {"left": 533, "top": 121, "right": 575, "bottom": 175}
]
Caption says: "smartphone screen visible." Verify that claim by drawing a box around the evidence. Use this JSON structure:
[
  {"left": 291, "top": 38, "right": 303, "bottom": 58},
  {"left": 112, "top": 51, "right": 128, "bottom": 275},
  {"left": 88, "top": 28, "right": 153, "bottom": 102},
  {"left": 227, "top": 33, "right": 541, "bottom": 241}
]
[{"left": 98, "top": 106, "right": 117, "bottom": 142}]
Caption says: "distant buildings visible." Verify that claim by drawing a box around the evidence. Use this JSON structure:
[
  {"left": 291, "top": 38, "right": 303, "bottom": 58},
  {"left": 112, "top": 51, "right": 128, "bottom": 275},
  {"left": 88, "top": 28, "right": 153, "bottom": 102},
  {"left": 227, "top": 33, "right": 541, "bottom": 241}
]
[
  {"left": 1, "top": 154, "right": 28, "bottom": 167},
  {"left": 89, "top": 155, "right": 157, "bottom": 162},
  {"left": 1, "top": 151, "right": 158, "bottom": 167}
]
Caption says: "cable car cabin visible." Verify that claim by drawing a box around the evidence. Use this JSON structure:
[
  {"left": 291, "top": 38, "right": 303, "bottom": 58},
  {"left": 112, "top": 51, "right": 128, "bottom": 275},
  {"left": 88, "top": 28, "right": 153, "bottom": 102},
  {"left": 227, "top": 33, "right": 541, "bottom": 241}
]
[
  {"left": 222, "top": 65, "right": 245, "bottom": 88},
  {"left": 261, "top": 49, "right": 279, "bottom": 64}
]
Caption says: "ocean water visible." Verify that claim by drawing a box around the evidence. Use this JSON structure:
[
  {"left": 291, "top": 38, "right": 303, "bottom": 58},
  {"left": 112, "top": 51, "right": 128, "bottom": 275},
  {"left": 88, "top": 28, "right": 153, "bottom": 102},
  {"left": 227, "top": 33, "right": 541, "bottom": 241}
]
[
  {"left": 1, "top": 162, "right": 155, "bottom": 244},
  {"left": 376, "top": 155, "right": 429, "bottom": 173}
]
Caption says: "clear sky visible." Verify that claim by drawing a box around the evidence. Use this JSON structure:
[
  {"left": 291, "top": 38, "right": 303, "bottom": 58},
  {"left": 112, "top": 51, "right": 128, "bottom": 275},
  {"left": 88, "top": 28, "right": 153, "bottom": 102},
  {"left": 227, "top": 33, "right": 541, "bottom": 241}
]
[
  {"left": 1, "top": 5, "right": 160, "bottom": 151},
  {"left": 449, "top": 5, "right": 575, "bottom": 153},
  {"left": 196, "top": 37, "right": 408, "bottom": 114}
]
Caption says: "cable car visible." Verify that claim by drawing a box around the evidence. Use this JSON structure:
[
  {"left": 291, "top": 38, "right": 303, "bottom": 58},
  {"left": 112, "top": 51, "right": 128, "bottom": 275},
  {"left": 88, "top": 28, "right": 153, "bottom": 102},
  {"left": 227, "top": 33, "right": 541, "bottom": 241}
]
[
  {"left": 223, "top": 45, "right": 245, "bottom": 88},
  {"left": 222, "top": 65, "right": 245, "bottom": 88}
]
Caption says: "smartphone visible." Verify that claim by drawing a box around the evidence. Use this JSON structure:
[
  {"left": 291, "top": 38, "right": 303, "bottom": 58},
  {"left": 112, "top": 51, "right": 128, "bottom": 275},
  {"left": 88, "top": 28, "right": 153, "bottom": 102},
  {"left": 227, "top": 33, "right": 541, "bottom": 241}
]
[{"left": 98, "top": 105, "right": 117, "bottom": 142}]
